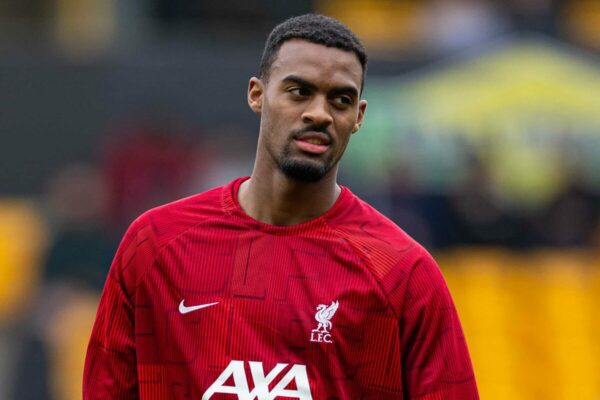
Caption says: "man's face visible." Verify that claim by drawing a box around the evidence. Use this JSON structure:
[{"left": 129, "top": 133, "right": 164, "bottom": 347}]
[{"left": 248, "top": 39, "right": 367, "bottom": 182}]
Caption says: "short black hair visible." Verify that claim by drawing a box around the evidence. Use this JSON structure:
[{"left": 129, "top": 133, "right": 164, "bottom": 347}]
[{"left": 259, "top": 14, "right": 367, "bottom": 91}]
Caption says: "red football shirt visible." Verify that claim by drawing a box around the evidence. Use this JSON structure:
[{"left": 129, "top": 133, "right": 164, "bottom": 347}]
[{"left": 84, "top": 177, "right": 478, "bottom": 399}]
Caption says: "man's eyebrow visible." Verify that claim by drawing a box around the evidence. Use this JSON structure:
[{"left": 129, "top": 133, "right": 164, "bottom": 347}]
[
  {"left": 329, "top": 86, "right": 359, "bottom": 98},
  {"left": 282, "top": 75, "right": 317, "bottom": 90},
  {"left": 282, "top": 75, "right": 359, "bottom": 98}
]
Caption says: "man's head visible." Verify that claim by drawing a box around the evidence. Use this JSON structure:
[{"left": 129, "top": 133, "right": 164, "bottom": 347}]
[
  {"left": 259, "top": 14, "right": 367, "bottom": 93},
  {"left": 248, "top": 14, "right": 368, "bottom": 183}
]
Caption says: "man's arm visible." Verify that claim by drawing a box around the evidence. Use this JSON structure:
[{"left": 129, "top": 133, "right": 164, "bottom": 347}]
[
  {"left": 83, "top": 216, "right": 154, "bottom": 399},
  {"left": 400, "top": 254, "right": 479, "bottom": 400},
  {"left": 83, "top": 270, "right": 138, "bottom": 399}
]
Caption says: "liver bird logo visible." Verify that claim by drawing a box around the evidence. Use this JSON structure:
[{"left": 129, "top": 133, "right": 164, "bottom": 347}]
[{"left": 313, "top": 300, "right": 339, "bottom": 333}]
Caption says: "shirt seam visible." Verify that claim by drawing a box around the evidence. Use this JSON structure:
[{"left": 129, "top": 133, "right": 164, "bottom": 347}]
[
  {"left": 325, "top": 222, "right": 415, "bottom": 322},
  {"left": 134, "top": 207, "right": 227, "bottom": 291}
]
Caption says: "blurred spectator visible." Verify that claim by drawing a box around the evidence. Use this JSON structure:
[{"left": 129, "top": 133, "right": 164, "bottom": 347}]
[
  {"left": 388, "top": 162, "right": 456, "bottom": 249},
  {"left": 191, "top": 124, "right": 255, "bottom": 192},
  {"left": 12, "top": 163, "right": 116, "bottom": 400},
  {"left": 43, "top": 163, "right": 116, "bottom": 290},
  {"left": 101, "top": 117, "right": 201, "bottom": 228},
  {"left": 506, "top": 0, "right": 562, "bottom": 34},
  {"left": 424, "top": 0, "right": 508, "bottom": 54},
  {"left": 529, "top": 180, "right": 600, "bottom": 246},
  {"left": 560, "top": 0, "right": 600, "bottom": 51},
  {"left": 591, "top": 215, "right": 600, "bottom": 249},
  {"left": 0, "top": 201, "right": 48, "bottom": 400},
  {"left": 450, "top": 157, "right": 522, "bottom": 247}
]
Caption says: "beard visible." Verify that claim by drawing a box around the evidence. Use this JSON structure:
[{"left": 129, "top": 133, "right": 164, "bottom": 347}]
[
  {"left": 276, "top": 145, "right": 333, "bottom": 182},
  {"left": 278, "top": 157, "right": 328, "bottom": 182}
]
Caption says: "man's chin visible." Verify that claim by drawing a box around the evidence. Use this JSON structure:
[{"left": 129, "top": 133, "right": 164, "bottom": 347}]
[{"left": 279, "top": 159, "right": 328, "bottom": 182}]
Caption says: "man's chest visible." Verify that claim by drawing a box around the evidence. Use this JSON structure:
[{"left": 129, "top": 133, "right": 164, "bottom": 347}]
[{"left": 133, "top": 231, "right": 404, "bottom": 398}]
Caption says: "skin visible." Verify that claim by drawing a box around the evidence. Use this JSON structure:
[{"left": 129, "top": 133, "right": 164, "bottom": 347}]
[{"left": 239, "top": 39, "right": 368, "bottom": 226}]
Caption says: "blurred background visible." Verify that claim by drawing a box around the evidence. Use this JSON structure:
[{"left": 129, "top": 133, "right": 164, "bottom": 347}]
[{"left": 1, "top": 0, "right": 599, "bottom": 398}]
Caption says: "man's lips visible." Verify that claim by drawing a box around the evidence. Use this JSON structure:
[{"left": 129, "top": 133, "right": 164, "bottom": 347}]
[{"left": 293, "top": 131, "right": 331, "bottom": 155}]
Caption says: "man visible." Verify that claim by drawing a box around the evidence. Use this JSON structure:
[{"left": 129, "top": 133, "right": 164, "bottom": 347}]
[{"left": 84, "top": 14, "right": 478, "bottom": 399}]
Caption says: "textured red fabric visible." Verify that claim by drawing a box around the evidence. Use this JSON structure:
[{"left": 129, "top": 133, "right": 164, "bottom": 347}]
[{"left": 83, "top": 177, "right": 478, "bottom": 399}]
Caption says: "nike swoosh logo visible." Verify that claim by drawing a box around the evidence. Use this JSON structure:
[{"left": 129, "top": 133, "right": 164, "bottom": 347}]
[{"left": 178, "top": 300, "right": 219, "bottom": 314}]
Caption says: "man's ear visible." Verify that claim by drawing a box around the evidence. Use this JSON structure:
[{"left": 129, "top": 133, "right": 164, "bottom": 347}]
[
  {"left": 248, "top": 77, "right": 263, "bottom": 114},
  {"left": 352, "top": 99, "right": 368, "bottom": 133}
]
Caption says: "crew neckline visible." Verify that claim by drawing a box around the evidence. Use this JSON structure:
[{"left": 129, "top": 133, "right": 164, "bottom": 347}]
[{"left": 222, "top": 176, "right": 350, "bottom": 234}]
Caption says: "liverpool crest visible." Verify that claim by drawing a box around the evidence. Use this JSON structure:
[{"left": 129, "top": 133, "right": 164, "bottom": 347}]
[{"left": 310, "top": 300, "right": 339, "bottom": 343}]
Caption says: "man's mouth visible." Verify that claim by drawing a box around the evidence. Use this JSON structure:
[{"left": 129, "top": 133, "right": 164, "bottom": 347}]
[
  {"left": 303, "top": 137, "right": 327, "bottom": 145},
  {"left": 293, "top": 131, "right": 331, "bottom": 155}
]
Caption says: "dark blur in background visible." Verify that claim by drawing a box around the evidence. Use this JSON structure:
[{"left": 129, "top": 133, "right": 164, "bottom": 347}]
[{"left": 1, "top": 1, "right": 599, "bottom": 399}]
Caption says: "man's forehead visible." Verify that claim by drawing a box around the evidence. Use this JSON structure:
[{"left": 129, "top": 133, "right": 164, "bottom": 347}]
[{"left": 269, "top": 39, "right": 363, "bottom": 84}]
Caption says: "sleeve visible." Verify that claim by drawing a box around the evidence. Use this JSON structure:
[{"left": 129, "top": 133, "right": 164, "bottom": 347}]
[
  {"left": 399, "top": 253, "right": 479, "bottom": 400},
  {"left": 83, "top": 215, "right": 155, "bottom": 399}
]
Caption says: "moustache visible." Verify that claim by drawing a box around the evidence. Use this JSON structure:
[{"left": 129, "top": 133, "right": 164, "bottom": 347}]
[{"left": 292, "top": 125, "right": 333, "bottom": 141}]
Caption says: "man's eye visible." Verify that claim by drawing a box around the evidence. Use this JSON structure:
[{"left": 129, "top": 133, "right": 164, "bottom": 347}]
[
  {"left": 333, "top": 95, "right": 353, "bottom": 106},
  {"left": 289, "top": 87, "right": 310, "bottom": 96}
]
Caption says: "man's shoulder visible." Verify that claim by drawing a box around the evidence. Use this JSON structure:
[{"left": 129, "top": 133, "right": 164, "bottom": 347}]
[
  {"left": 127, "top": 183, "right": 229, "bottom": 247},
  {"left": 329, "top": 189, "right": 431, "bottom": 276},
  {"left": 331, "top": 189, "right": 420, "bottom": 250}
]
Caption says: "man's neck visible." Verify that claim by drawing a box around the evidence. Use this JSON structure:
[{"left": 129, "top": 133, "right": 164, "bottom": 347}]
[{"left": 237, "top": 170, "right": 341, "bottom": 226}]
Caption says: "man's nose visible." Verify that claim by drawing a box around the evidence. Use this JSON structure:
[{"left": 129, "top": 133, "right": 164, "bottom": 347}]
[{"left": 302, "top": 95, "right": 333, "bottom": 127}]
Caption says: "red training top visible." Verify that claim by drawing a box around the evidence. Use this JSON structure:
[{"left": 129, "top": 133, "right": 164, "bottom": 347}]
[{"left": 84, "top": 177, "right": 478, "bottom": 400}]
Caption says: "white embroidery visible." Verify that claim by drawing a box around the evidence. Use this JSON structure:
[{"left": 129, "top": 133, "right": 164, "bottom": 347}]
[{"left": 310, "top": 300, "right": 339, "bottom": 343}]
